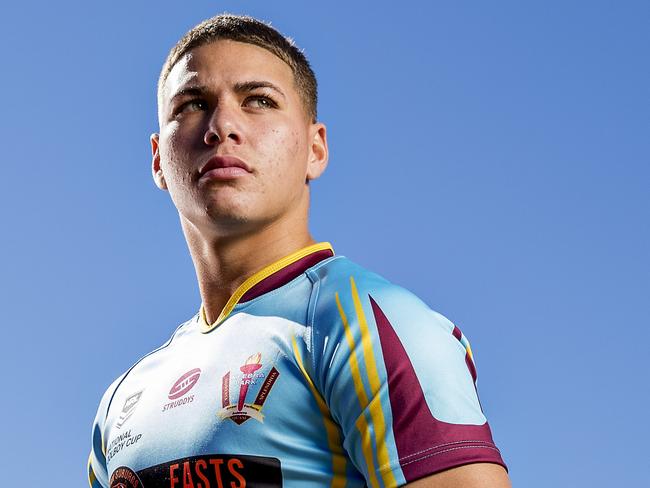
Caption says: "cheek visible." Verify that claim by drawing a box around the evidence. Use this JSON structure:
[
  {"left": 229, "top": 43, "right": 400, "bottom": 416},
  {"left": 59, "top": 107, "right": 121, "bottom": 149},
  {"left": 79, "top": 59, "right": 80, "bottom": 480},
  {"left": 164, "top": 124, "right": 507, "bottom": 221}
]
[
  {"left": 159, "top": 128, "right": 195, "bottom": 189},
  {"left": 165, "top": 127, "right": 187, "bottom": 162},
  {"left": 257, "top": 125, "right": 307, "bottom": 175}
]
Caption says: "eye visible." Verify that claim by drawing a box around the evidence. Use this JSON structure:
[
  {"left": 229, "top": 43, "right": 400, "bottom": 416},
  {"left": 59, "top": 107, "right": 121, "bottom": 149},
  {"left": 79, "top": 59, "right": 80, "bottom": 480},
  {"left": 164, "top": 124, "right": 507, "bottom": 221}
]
[
  {"left": 244, "top": 95, "right": 277, "bottom": 109},
  {"left": 175, "top": 99, "right": 206, "bottom": 115}
]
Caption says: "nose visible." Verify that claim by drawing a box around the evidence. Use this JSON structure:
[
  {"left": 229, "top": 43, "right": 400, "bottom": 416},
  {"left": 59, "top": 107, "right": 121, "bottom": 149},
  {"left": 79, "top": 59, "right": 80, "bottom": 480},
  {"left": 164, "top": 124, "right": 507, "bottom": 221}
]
[{"left": 203, "top": 102, "right": 242, "bottom": 146}]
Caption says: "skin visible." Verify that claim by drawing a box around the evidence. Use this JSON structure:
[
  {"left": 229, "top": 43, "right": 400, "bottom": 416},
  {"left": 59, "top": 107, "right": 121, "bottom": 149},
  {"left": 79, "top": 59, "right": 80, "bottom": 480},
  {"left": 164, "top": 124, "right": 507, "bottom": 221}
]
[
  {"left": 151, "top": 39, "right": 510, "bottom": 488},
  {"left": 151, "top": 40, "right": 328, "bottom": 322},
  {"left": 407, "top": 464, "right": 510, "bottom": 487}
]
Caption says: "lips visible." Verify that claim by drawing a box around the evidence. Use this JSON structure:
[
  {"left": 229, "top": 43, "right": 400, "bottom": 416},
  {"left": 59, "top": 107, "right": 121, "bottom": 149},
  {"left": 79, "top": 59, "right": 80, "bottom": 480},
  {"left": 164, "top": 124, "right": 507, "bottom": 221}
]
[{"left": 199, "top": 155, "right": 252, "bottom": 180}]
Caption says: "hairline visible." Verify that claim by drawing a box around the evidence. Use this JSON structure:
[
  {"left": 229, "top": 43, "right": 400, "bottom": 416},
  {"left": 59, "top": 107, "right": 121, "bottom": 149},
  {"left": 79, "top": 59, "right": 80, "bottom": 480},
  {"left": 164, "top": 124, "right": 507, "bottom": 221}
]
[{"left": 157, "top": 38, "right": 315, "bottom": 125}]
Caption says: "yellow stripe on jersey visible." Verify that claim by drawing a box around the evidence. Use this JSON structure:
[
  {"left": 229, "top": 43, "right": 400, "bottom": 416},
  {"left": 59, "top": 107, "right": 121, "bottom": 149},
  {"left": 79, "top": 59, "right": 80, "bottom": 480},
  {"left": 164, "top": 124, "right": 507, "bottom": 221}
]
[
  {"left": 336, "top": 292, "right": 380, "bottom": 488},
  {"left": 87, "top": 453, "right": 96, "bottom": 487},
  {"left": 200, "top": 242, "right": 334, "bottom": 333},
  {"left": 291, "top": 335, "right": 347, "bottom": 488},
  {"left": 466, "top": 342, "right": 475, "bottom": 361},
  {"left": 350, "top": 276, "right": 398, "bottom": 488}
]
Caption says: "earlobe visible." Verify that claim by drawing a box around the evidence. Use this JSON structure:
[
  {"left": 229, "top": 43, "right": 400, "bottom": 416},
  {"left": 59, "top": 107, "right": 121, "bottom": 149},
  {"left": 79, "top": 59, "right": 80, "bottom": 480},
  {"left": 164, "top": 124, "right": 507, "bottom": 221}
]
[
  {"left": 306, "top": 123, "right": 329, "bottom": 182},
  {"left": 150, "top": 133, "right": 168, "bottom": 190}
]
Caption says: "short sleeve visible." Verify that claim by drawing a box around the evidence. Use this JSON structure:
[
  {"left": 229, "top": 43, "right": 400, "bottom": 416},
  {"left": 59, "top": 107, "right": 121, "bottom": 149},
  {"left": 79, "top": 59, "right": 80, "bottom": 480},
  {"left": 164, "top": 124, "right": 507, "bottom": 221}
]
[{"left": 312, "top": 272, "right": 506, "bottom": 486}]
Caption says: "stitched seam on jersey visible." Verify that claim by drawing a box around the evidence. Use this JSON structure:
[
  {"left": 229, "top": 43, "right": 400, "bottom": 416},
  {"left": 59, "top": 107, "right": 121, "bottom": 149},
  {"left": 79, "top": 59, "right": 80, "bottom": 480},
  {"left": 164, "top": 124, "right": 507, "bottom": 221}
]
[
  {"left": 303, "top": 253, "right": 343, "bottom": 381},
  {"left": 399, "top": 445, "right": 502, "bottom": 468},
  {"left": 105, "top": 321, "right": 183, "bottom": 410},
  {"left": 202, "top": 242, "right": 333, "bottom": 330},
  {"left": 305, "top": 257, "right": 348, "bottom": 391},
  {"left": 376, "top": 441, "right": 500, "bottom": 473},
  {"left": 307, "top": 255, "right": 343, "bottom": 275},
  {"left": 101, "top": 319, "right": 187, "bottom": 454},
  {"left": 396, "top": 440, "right": 498, "bottom": 462},
  {"left": 304, "top": 269, "right": 348, "bottom": 488},
  {"left": 306, "top": 270, "right": 321, "bottom": 380}
]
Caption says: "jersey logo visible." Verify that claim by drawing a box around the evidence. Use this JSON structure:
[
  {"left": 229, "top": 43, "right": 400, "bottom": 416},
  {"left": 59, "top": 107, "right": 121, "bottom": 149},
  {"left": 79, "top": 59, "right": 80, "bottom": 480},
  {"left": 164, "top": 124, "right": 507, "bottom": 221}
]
[
  {"left": 168, "top": 368, "right": 201, "bottom": 399},
  {"left": 135, "top": 454, "right": 282, "bottom": 487},
  {"left": 162, "top": 368, "right": 201, "bottom": 412},
  {"left": 218, "top": 353, "right": 280, "bottom": 425},
  {"left": 116, "top": 391, "right": 143, "bottom": 429}
]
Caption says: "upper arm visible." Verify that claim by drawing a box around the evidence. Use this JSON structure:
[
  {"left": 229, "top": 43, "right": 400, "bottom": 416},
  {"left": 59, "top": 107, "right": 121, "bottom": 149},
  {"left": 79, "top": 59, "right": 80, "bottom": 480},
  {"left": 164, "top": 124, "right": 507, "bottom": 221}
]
[
  {"left": 405, "top": 463, "right": 511, "bottom": 488},
  {"left": 314, "top": 270, "right": 507, "bottom": 486}
]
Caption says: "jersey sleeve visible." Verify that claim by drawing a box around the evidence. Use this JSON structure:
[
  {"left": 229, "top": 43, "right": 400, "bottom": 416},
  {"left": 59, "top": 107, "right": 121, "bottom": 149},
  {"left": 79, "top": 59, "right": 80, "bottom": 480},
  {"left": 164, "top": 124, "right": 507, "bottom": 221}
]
[
  {"left": 88, "top": 374, "right": 124, "bottom": 488},
  {"left": 311, "top": 269, "right": 506, "bottom": 486}
]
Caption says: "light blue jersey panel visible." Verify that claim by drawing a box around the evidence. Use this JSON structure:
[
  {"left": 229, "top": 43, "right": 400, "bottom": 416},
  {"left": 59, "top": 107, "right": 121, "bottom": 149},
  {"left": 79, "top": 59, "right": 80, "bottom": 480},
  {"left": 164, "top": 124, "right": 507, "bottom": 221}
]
[{"left": 89, "top": 243, "right": 505, "bottom": 488}]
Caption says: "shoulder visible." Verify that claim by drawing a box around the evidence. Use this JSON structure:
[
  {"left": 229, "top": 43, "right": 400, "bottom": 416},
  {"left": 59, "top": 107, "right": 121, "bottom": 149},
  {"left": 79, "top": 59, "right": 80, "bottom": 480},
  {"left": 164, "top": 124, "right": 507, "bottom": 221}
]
[
  {"left": 94, "top": 316, "right": 195, "bottom": 418},
  {"left": 306, "top": 256, "right": 469, "bottom": 396},
  {"left": 303, "top": 257, "right": 507, "bottom": 481},
  {"left": 307, "top": 255, "right": 455, "bottom": 337}
]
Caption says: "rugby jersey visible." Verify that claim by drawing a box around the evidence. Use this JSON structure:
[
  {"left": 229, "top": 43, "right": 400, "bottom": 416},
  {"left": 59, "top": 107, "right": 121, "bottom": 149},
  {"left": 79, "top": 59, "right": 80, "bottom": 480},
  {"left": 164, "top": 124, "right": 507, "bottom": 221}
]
[{"left": 88, "top": 242, "right": 506, "bottom": 487}]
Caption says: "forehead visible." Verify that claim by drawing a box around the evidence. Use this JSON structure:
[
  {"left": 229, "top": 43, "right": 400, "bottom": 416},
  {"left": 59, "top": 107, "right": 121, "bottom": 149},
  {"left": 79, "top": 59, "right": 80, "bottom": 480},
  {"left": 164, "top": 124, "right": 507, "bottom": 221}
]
[{"left": 162, "top": 40, "right": 296, "bottom": 101}]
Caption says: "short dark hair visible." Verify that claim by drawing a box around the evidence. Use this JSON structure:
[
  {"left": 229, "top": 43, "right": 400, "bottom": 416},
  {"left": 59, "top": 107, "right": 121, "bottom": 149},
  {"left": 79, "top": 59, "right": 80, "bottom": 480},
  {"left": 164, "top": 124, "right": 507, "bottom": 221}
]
[{"left": 158, "top": 14, "right": 318, "bottom": 122}]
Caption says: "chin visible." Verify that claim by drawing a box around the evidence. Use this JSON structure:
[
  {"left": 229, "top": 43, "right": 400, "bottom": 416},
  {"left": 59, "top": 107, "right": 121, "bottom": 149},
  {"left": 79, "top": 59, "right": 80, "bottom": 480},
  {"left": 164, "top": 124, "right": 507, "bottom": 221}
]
[{"left": 200, "top": 206, "right": 264, "bottom": 237}]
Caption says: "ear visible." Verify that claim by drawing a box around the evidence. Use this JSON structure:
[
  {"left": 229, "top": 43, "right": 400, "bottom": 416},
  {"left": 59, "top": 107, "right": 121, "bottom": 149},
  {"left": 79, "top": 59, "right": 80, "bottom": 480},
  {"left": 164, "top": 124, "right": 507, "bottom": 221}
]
[
  {"left": 150, "top": 133, "right": 167, "bottom": 190},
  {"left": 306, "top": 122, "right": 328, "bottom": 182}
]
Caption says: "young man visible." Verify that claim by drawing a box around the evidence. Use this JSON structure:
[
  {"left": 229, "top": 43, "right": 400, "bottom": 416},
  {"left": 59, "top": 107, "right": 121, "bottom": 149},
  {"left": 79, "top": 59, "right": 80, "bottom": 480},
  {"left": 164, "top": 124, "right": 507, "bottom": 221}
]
[{"left": 88, "top": 14, "right": 510, "bottom": 488}]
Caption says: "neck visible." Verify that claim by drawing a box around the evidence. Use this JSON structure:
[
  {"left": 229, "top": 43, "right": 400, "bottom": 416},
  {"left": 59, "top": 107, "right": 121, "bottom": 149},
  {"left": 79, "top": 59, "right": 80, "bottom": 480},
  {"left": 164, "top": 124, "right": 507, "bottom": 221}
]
[{"left": 181, "top": 214, "right": 315, "bottom": 325}]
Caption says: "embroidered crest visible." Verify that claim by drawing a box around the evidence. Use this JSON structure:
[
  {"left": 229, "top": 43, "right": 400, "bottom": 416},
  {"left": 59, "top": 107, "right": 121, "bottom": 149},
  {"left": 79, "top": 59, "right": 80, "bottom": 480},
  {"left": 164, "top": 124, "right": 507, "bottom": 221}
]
[{"left": 218, "top": 353, "right": 280, "bottom": 425}]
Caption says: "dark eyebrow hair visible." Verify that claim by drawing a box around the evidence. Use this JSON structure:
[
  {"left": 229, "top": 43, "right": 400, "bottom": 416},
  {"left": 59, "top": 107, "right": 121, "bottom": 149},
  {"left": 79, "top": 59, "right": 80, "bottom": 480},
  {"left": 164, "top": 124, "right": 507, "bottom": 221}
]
[
  {"left": 170, "top": 81, "right": 286, "bottom": 104},
  {"left": 169, "top": 86, "right": 206, "bottom": 103},
  {"left": 233, "top": 81, "right": 286, "bottom": 100}
]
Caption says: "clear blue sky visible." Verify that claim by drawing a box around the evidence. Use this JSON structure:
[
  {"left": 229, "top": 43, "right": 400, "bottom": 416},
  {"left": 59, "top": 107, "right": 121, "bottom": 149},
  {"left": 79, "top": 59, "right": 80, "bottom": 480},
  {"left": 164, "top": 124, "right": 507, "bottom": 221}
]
[{"left": 0, "top": 1, "right": 647, "bottom": 486}]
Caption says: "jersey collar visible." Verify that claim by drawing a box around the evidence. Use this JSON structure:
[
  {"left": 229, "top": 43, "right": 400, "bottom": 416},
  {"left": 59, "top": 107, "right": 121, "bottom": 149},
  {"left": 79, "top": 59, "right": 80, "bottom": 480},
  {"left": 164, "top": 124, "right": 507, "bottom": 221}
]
[{"left": 199, "top": 242, "right": 334, "bottom": 333}]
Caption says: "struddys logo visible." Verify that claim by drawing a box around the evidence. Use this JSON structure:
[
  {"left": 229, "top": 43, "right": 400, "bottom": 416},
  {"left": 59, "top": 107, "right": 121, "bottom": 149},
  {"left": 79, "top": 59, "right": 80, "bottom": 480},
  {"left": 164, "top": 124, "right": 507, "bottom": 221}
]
[
  {"left": 116, "top": 391, "right": 143, "bottom": 429},
  {"left": 218, "top": 353, "right": 280, "bottom": 425},
  {"left": 110, "top": 466, "right": 142, "bottom": 488},
  {"left": 162, "top": 368, "right": 201, "bottom": 412}
]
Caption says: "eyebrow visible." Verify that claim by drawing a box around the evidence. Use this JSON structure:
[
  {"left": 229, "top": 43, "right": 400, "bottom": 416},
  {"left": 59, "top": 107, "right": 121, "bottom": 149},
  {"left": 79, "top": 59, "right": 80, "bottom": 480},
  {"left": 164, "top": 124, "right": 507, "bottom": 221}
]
[
  {"left": 170, "top": 86, "right": 205, "bottom": 102},
  {"left": 170, "top": 80, "right": 286, "bottom": 104},
  {"left": 233, "top": 81, "right": 286, "bottom": 100}
]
